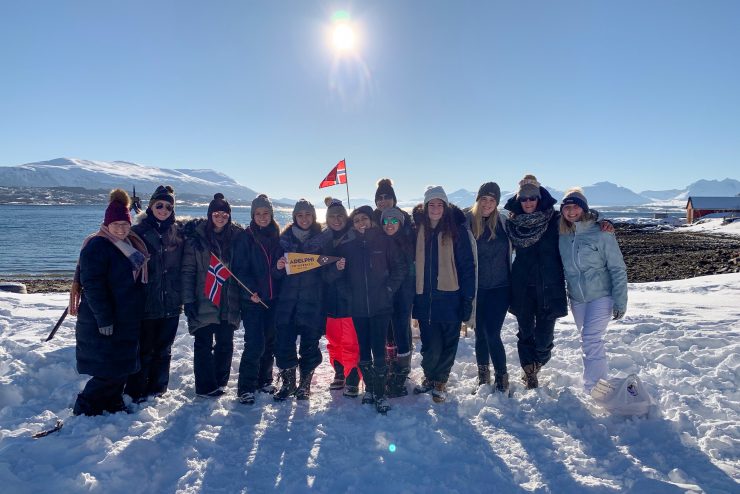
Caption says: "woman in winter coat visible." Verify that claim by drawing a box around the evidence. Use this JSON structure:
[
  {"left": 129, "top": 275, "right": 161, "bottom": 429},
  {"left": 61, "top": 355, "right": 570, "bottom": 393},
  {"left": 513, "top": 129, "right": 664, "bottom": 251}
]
[
  {"left": 558, "top": 188, "right": 627, "bottom": 393},
  {"left": 273, "top": 199, "right": 333, "bottom": 401},
  {"left": 380, "top": 206, "right": 416, "bottom": 398},
  {"left": 181, "top": 193, "right": 242, "bottom": 397},
  {"left": 232, "top": 194, "right": 283, "bottom": 405},
  {"left": 124, "top": 185, "right": 184, "bottom": 403},
  {"left": 322, "top": 198, "right": 362, "bottom": 397},
  {"left": 73, "top": 189, "right": 148, "bottom": 416},
  {"left": 412, "top": 186, "right": 476, "bottom": 403},
  {"left": 466, "top": 182, "right": 512, "bottom": 393},
  {"left": 332, "top": 206, "right": 406, "bottom": 413}
]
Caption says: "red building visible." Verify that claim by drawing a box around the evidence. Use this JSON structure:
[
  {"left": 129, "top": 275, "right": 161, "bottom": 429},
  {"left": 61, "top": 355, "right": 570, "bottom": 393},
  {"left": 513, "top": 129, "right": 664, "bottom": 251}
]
[{"left": 686, "top": 196, "right": 740, "bottom": 223}]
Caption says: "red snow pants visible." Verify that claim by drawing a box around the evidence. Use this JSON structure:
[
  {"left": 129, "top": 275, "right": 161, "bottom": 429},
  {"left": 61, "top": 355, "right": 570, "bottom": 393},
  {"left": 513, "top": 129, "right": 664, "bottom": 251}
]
[{"left": 325, "top": 316, "right": 360, "bottom": 378}]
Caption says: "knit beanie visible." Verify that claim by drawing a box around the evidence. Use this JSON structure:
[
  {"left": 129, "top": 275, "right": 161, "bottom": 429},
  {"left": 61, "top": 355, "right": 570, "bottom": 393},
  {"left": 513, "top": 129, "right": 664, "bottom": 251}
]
[
  {"left": 208, "top": 193, "right": 231, "bottom": 216},
  {"left": 292, "top": 198, "right": 316, "bottom": 221},
  {"left": 517, "top": 174, "right": 542, "bottom": 199},
  {"left": 424, "top": 185, "right": 449, "bottom": 205},
  {"left": 476, "top": 182, "right": 501, "bottom": 203},
  {"left": 251, "top": 194, "right": 273, "bottom": 218},
  {"left": 350, "top": 205, "right": 375, "bottom": 223},
  {"left": 561, "top": 187, "right": 589, "bottom": 213},
  {"left": 326, "top": 198, "right": 347, "bottom": 218},
  {"left": 375, "top": 178, "right": 397, "bottom": 205},
  {"left": 148, "top": 185, "right": 175, "bottom": 207},
  {"left": 381, "top": 206, "right": 405, "bottom": 225},
  {"left": 104, "top": 188, "right": 132, "bottom": 226}
]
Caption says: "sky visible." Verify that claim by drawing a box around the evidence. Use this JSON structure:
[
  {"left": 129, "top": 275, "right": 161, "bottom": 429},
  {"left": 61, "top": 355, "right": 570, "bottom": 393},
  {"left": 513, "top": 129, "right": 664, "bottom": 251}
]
[{"left": 1, "top": 0, "right": 738, "bottom": 201}]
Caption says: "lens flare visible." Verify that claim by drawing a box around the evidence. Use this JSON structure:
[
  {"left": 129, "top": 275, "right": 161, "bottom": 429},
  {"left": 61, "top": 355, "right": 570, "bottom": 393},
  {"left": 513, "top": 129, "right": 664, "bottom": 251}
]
[{"left": 389, "top": 444, "right": 397, "bottom": 453}]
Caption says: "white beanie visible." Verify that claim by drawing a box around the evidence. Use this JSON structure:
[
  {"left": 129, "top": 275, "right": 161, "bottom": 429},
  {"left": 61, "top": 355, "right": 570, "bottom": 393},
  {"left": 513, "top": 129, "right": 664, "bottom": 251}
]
[{"left": 424, "top": 185, "right": 449, "bottom": 205}]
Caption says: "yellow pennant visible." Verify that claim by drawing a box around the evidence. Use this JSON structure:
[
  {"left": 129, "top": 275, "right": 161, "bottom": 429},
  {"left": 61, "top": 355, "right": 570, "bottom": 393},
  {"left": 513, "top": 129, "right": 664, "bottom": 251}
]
[{"left": 285, "top": 252, "right": 341, "bottom": 275}]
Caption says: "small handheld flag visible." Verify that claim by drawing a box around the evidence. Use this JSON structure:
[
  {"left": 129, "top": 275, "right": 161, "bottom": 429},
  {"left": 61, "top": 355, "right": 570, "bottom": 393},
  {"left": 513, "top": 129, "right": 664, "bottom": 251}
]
[
  {"left": 205, "top": 254, "right": 232, "bottom": 307},
  {"left": 319, "top": 159, "right": 347, "bottom": 188},
  {"left": 285, "top": 253, "right": 341, "bottom": 275}
]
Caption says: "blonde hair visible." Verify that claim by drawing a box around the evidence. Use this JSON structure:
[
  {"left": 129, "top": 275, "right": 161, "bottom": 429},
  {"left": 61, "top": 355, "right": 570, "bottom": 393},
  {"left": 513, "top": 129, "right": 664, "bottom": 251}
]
[
  {"left": 470, "top": 200, "right": 499, "bottom": 241},
  {"left": 559, "top": 188, "right": 597, "bottom": 235}
]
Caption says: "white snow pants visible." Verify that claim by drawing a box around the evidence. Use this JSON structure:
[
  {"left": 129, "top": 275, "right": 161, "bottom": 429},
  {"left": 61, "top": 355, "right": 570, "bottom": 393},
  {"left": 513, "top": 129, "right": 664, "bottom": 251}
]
[{"left": 570, "top": 296, "right": 614, "bottom": 393}]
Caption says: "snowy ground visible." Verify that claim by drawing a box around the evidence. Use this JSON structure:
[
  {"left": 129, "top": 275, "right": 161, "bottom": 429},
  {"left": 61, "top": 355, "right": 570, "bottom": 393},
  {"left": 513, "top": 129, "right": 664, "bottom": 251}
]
[
  {"left": 1, "top": 275, "right": 738, "bottom": 493},
  {"left": 679, "top": 217, "right": 740, "bottom": 236}
]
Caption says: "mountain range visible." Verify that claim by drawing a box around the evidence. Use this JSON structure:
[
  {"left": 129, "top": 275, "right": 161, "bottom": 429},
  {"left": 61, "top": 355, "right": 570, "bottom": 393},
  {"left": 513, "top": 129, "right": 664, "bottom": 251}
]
[{"left": 0, "top": 158, "right": 738, "bottom": 207}]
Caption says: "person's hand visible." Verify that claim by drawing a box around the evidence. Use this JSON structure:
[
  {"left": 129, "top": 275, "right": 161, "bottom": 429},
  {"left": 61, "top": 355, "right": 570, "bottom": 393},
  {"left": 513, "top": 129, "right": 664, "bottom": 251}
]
[
  {"left": 68, "top": 282, "right": 81, "bottom": 316},
  {"left": 599, "top": 220, "right": 615, "bottom": 233},
  {"left": 250, "top": 292, "right": 262, "bottom": 304},
  {"left": 460, "top": 297, "right": 474, "bottom": 322},
  {"left": 613, "top": 308, "right": 626, "bottom": 320},
  {"left": 184, "top": 302, "right": 199, "bottom": 320},
  {"left": 336, "top": 258, "right": 346, "bottom": 271},
  {"left": 98, "top": 325, "right": 113, "bottom": 336},
  {"left": 277, "top": 257, "right": 287, "bottom": 270}
]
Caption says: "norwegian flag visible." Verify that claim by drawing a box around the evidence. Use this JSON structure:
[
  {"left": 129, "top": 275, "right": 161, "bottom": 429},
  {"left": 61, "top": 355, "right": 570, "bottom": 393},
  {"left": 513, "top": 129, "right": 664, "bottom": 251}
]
[
  {"left": 204, "top": 253, "right": 232, "bottom": 307},
  {"left": 319, "top": 160, "right": 347, "bottom": 188}
]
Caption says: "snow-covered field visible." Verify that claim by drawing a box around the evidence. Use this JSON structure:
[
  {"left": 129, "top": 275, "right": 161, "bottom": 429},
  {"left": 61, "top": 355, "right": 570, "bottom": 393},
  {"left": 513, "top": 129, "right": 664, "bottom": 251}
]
[
  {"left": 680, "top": 217, "right": 740, "bottom": 236},
  {"left": 1, "top": 275, "right": 738, "bottom": 493}
]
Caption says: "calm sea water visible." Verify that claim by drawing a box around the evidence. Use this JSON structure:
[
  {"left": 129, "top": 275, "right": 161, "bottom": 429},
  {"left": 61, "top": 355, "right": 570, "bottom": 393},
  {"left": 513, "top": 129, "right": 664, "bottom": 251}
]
[{"left": 0, "top": 204, "right": 684, "bottom": 276}]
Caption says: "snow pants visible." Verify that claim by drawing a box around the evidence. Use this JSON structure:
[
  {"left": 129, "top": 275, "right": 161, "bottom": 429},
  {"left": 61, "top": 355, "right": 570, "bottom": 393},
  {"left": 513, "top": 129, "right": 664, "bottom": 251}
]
[
  {"left": 474, "top": 286, "right": 510, "bottom": 373},
  {"left": 275, "top": 322, "right": 322, "bottom": 374},
  {"left": 515, "top": 290, "right": 556, "bottom": 367},
  {"left": 419, "top": 320, "right": 461, "bottom": 383},
  {"left": 353, "top": 315, "right": 391, "bottom": 376},
  {"left": 237, "top": 303, "right": 276, "bottom": 395},
  {"left": 125, "top": 316, "right": 179, "bottom": 400},
  {"left": 193, "top": 321, "right": 235, "bottom": 395},
  {"left": 390, "top": 277, "right": 415, "bottom": 356},
  {"left": 570, "top": 296, "right": 613, "bottom": 392},
  {"left": 325, "top": 316, "right": 360, "bottom": 383},
  {"left": 74, "top": 375, "right": 127, "bottom": 416}
]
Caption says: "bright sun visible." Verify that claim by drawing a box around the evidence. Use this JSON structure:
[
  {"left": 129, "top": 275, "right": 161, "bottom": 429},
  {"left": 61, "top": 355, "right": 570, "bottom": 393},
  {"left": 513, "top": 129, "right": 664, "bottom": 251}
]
[{"left": 332, "top": 24, "right": 356, "bottom": 52}]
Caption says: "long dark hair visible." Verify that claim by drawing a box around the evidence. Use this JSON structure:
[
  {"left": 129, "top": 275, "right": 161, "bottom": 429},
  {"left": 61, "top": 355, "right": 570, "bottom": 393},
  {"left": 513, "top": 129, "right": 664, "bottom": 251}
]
[{"left": 421, "top": 202, "right": 458, "bottom": 241}]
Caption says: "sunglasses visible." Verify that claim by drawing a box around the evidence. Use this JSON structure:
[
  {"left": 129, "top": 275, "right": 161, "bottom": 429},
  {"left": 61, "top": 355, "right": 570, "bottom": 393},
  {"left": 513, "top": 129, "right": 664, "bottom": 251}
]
[
  {"left": 519, "top": 196, "right": 538, "bottom": 203},
  {"left": 212, "top": 211, "right": 230, "bottom": 219},
  {"left": 382, "top": 218, "right": 400, "bottom": 225},
  {"left": 154, "top": 203, "right": 173, "bottom": 211},
  {"left": 376, "top": 194, "right": 392, "bottom": 201}
]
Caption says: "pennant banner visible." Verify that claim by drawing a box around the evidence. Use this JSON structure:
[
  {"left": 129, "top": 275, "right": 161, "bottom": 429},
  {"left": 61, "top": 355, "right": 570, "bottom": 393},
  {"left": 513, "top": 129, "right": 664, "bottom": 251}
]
[
  {"left": 285, "top": 252, "right": 341, "bottom": 275},
  {"left": 205, "top": 253, "right": 232, "bottom": 306},
  {"left": 319, "top": 159, "right": 347, "bottom": 188}
]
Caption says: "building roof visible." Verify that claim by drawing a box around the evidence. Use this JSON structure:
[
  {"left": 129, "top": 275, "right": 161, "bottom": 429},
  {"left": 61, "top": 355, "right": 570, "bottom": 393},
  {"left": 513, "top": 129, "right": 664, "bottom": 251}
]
[{"left": 686, "top": 196, "right": 740, "bottom": 210}]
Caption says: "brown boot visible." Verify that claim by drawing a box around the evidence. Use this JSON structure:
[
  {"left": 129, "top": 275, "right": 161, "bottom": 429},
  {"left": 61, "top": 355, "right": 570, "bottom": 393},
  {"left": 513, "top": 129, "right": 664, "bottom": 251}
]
[
  {"left": 521, "top": 363, "right": 542, "bottom": 389},
  {"left": 477, "top": 364, "right": 491, "bottom": 386},
  {"left": 432, "top": 381, "right": 447, "bottom": 403},
  {"left": 494, "top": 372, "right": 510, "bottom": 393}
]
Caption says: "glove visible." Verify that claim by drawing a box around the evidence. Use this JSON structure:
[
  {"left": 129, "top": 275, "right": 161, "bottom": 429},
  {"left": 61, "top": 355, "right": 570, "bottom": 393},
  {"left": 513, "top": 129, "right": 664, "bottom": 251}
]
[
  {"left": 460, "top": 297, "right": 474, "bottom": 322},
  {"left": 613, "top": 308, "right": 626, "bottom": 320},
  {"left": 184, "top": 302, "right": 199, "bottom": 320},
  {"left": 98, "top": 325, "right": 113, "bottom": 336}
]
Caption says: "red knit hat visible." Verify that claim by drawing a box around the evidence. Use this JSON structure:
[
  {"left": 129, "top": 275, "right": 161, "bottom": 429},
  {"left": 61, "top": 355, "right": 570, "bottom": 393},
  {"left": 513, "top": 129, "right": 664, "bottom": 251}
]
[{"left": 104, "top": 189, "right": 132, "bottom": 226}]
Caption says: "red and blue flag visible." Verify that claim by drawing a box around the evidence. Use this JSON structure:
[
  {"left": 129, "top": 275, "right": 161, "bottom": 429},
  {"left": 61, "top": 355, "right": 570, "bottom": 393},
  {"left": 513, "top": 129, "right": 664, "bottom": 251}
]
[
  {"left": 204, "top": 253, "right": 232, "bottom": 307},
  {"left": 319, "top": 159, "right": 347, "bottom": 188}
]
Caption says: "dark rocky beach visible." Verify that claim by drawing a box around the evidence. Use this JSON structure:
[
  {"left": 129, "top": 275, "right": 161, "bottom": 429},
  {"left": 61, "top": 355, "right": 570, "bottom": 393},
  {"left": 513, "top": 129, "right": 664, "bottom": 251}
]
[{"left": 2, "top": 225, "right": 739, "bottom": 294}]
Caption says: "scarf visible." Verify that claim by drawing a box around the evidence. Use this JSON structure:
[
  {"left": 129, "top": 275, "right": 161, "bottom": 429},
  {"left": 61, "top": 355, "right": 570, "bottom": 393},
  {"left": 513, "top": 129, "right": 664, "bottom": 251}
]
[
  {"left": 97, "top": 225, "right": 149, "bottom": 283},
  {"left": 507, "top": 209, "right": 554, "bottom": 249},
  {"left": 416, "top": 224, "right": 459, "bottom": 294},
  {"left": 291, "top": 225, "right": 312, "bottom": 244}
]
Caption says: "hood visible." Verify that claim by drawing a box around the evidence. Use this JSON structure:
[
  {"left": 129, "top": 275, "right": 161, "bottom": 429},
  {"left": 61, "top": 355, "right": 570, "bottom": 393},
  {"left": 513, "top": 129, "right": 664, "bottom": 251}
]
[{"left": 504, "top": 186, "right": 557, "bottom": 215}]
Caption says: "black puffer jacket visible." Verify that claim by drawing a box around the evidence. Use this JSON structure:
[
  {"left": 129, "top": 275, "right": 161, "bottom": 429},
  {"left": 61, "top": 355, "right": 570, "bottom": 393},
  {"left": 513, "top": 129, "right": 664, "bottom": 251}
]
[
  {"left": 132, "top": 212, "right": 184, "bottom": 319},
  {"left": 75, "top": 236, "right": 144, "bottom": 378},
  {"left": 322, "top": 226, "right": 355, "bottom": 318},
  {"left": 412, "top": 204, "right": 476, "bottom": 323},
  {"left": 504, "top": 188, "right": 568, "bottom": 320},
  {"left": 232, "top": 221, "right": 283, "bottom": 306},
  {"left": 181, "top": 219, "right": 243, "bottom": 334},
  {"left": 332, "top": 226, "right": 406, "bottom": 318},
  {"left": 275, "top": 224, "right": 333, "bottom": 329}
]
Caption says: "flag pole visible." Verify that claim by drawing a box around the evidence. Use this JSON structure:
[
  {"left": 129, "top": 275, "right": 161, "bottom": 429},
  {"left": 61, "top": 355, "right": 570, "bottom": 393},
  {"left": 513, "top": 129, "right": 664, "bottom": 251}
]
[
  {"left": 343, "top": 158, "right": 351, "bottom": 209},
  {"left": 212, "top": 252, "right": 269, "bottom": 309}
]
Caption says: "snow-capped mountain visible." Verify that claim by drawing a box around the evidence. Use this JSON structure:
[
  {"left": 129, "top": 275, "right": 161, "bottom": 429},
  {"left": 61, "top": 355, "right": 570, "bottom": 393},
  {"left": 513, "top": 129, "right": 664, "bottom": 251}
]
[{"left": 0, "top": 158, "right": 259, "bottom": 201}]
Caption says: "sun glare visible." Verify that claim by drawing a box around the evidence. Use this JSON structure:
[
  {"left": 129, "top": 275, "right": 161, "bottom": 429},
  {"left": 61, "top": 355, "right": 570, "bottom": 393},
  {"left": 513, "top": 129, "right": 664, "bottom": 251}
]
[{"left": 332, "top": 23, "right": 356, "bottom": 52}]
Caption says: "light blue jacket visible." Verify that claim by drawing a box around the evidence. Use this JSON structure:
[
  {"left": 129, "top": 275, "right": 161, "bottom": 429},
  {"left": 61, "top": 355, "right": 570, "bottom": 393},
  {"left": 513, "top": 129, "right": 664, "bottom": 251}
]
[{"left": 559, "top": 220, "right": 628, "bottom": 312}]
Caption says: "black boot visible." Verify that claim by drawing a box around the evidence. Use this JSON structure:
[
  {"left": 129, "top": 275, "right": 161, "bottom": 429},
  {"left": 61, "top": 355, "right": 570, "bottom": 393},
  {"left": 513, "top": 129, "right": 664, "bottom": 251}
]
[
  {"left": 494, "top": 371, "right": 510, "bottom": 393},
  {"left": 295, "top": 370, "right": 314, "bottom": 400},
  {"left": 374, "top": 371, "right": 391, "bottom": 414},
  {"left": 329, "top": 361, "right": 345, "bottom": 390},
  {"left": 359, "top": 362, "right": 375, "bottom": 404},
  {"left": 273, "top": 367, "right": 298, "bottom": 401},
  {"left": 477, "top": 364, "right": 491, "bottom": 386},
  {"left": 386, "top": 354, "right": 411, "bottom": 398}
]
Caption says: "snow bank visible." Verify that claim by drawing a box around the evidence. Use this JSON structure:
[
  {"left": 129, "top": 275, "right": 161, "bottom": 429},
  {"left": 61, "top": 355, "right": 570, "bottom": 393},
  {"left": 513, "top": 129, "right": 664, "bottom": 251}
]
[
  {"left": 680, "top": 217, "right": 740, "bottom": 237},
  {"left": 1, "top": 275, "right": 738, "bottom": 492}
]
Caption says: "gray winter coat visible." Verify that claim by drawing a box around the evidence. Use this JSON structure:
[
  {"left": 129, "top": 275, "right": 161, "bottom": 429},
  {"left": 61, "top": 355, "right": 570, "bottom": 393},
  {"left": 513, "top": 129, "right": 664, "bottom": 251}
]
[{"left": 559, "top": 220, "right": 628, "bottom": 312}]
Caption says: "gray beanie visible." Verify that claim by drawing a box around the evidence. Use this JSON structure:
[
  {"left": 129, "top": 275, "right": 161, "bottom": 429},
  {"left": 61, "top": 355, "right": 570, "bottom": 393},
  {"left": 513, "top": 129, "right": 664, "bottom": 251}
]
[
  {"left": 292, "top": 198, "right": 316, "bottom": 220},
  {"left": 517, "top": 174, "right": 542, "bottom": 199},
  {"left": 326, "top": 198, "right": 347, "bottom": 218},
  {"left": 381, "top": 206, "right": 405, "bottom": 225},
  {"left": 251, "top": 194, "right": 273, "bottom": 218},
  {"left": 424, "top": 185, "right": 449, "bottom": 205},
  {"left": 560, "top": 188, "right": 589, "bottom": 213}
]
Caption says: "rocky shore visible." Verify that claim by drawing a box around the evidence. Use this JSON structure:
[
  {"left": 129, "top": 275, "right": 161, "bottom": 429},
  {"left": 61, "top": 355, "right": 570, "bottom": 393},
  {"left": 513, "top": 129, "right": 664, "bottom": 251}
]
[{"left": 2, "top": 226, "right": 739, "bottom": 293}]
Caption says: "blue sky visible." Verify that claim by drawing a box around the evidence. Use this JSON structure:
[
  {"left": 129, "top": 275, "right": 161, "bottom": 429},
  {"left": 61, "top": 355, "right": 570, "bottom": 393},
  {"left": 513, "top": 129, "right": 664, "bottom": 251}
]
[{"left": 1, "top": 1, "right": 738, "bottom": 201}]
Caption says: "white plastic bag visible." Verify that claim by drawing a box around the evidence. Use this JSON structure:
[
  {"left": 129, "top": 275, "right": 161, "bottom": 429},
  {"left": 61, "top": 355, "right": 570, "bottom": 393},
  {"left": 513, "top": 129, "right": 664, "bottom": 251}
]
[{"left": 590, "top": 374, "right": 655, "bottom": 416}]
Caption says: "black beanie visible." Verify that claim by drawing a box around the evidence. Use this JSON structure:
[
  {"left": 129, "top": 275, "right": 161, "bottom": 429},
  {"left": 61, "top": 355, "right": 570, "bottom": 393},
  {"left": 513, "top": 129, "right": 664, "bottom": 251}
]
[
  {"left": 208, "top": 193, "right": 231, "bottom": 216},
  {"left": 350, "top": 205, "right": 375, "bottom": 224},
  {"left": 476, "top": 182, "right": 501, "bottom": 203},
  {"left": 375, "top": 178, "right": 397, "bottom": 205},
  {"left": 149, "top": 185, "right": 175, "bottom": 207}
]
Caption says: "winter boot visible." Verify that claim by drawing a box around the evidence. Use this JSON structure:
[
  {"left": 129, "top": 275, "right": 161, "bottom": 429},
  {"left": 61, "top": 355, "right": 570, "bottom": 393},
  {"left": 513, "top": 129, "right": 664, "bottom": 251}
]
[
  {"left": 386, "top": 353, "right": 411, "bottom": 398},
  {"left": 432, "top": 381, "right": 448, "bottom": 403},
  {"left": 329, "top": 361, "right": 345, "bottom": 390},
  {"left": 374, "top": 371, "right": 391, "bottom": 414},
  {"left": 522, "top": 363, "right": 542, "bottom": 390},
  {"left": 258, "top": 382, "right": 276, "bottom": 394},
  {"left": 413, "top": 377, "right": 434, "bottom": 394},
  {"left": 343, "top": 367, "right": 360, "bottom": 397},
  {"left": 477, "top": 364, "right": 491, "bottom": 386},
  {"left": 273, "top": 367, "right": 298, "bottom": 401},
  {"left": 494, "top": 372, "right": 510, "bottom": 393},
  {"left": 295, "top": 370, "right": 314, "bottom": 400},
  {"left": 359, "top": 362, "right": 375, "bottom": 404},
  {"left": 343, "top": 385, "right": 360, "bottom": 398},
  {"left": 238, "top": 392, "right": 255, "bottom": 405}
]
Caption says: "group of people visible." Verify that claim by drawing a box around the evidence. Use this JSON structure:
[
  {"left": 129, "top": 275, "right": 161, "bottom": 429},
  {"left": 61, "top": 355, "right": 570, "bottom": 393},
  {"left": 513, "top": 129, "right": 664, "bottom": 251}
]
[{"left": 70, "top": 173, "right": 627, "bottom": 416}]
